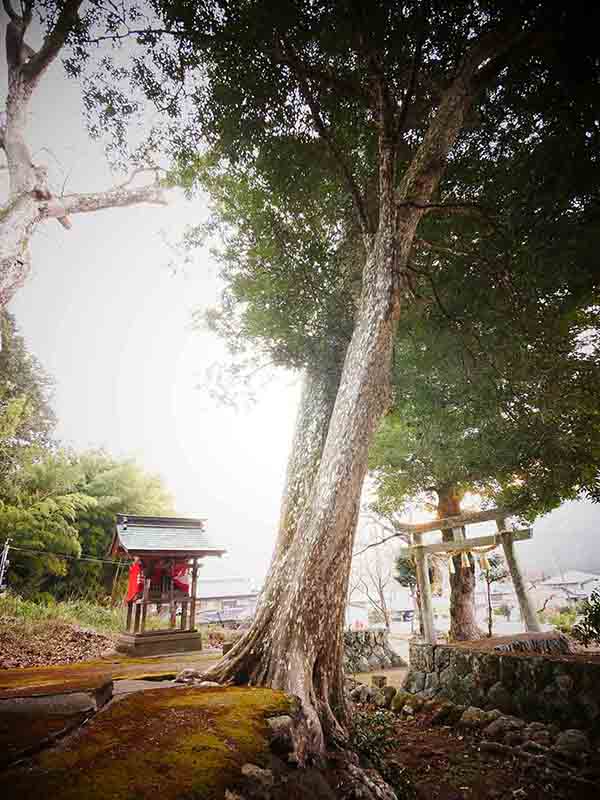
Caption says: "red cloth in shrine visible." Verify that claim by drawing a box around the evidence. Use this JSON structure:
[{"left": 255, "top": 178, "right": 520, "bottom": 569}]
[
  {"left": 125, "top": 560, "right": 191, "bottom": 602},
  {"left": 126, "top": 561, "right": 143, "bottom": 602},
  {"left": 172, "top": 562, "right": 191, "bottom": 594}
]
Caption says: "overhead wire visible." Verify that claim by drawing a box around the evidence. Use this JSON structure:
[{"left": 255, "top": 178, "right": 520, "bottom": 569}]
[{"left": 7, "top": 544, "right": 131, "bottom": 567}]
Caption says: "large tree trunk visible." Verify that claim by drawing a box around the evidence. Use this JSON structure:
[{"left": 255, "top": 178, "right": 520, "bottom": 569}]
[
  {"left": 234, "top": 362, "right": 343, "bottom": 665},
  {"left": 205, "top": 216, "right": 401, "bottom": 758},
  {"left": 203, "top": 25, "right": 520, "bottom": 759},
  {"left": 437, "top": 486, "right": 483, "bottom": 641},
  {"left": 273, "top": 364, "right": 344, "bottom": 561}
]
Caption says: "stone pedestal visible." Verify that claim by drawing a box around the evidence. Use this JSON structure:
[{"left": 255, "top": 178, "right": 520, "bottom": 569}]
[{"left": 116, "top": 630, "right": 202, "bottom": 657}]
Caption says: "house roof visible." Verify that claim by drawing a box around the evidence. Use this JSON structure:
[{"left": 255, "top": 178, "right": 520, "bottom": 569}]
[
  {"left": 109, "top": 514, "right": 226, "bottom": 558},
  {"left": 197, "top": 577, "right": 260, "bottom": 600},
  {"left": 539, "top": 570, "right": 600, "bottom": 587}
]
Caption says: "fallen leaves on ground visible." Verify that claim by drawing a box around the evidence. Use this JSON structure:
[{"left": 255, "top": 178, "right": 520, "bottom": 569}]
[{"left": 0, "top": 617, "right": 115, "bottom": 669}]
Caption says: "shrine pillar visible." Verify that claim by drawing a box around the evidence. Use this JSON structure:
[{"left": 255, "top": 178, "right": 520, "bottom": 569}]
[{"left": 497, "top": 518, "right": 542, "bottom": 633}]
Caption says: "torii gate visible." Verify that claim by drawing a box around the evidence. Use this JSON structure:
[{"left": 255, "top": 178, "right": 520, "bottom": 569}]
[{"left": 396, "top": 509, "right": 541, "bottom": 644}]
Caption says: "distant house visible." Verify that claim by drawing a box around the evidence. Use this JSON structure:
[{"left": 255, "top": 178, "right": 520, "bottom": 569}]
[
  {"left": 197, "top": 577, "right": 260, "bottom": 623},
  {"left": 488, "top": 581, "right": 518, "bottom": 607},
  {"left": 536, "top": 570, "right": 600, "bottom": 606}
]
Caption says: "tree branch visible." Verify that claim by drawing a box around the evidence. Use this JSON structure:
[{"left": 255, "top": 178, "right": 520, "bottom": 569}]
[
  {"left": 276, "top": 39, "right": 372, "bottom": 238},
  {"left": 22, "top": 0, "right": 83, "bottom": 84},
  {"left": 1, "top": 0, "right": 18, "bottom": 22},
  {"left": 353, "top": 530, "right": 402, "bottom": 557},
  {"left": 40, "top": 182, "right": 168, "bottom": 228},
  {"left": 414, "top": 236, "right": 472, "bottom": 260},
  {"left": 537, "top": 594, "right": 556, "bottom": 615},
  {"left": 399, "top": 199, "right": 494, "bottom": 220},
  {"left": 396, "top": 17, "right": 529, "bottom": 206}
]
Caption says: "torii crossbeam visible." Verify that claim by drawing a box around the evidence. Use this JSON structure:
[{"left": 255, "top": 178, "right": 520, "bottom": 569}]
[{"left": 397, "top": 510, "right": 541, "bottom": 644}]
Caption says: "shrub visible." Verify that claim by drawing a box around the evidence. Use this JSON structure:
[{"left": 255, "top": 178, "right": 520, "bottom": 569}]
[
  {"left": 350, "top": 709, "right": 416, "bottom": 797},
  {"left": 494, "top": 603, "right": 512, "bottom": 620},
  {"left": 572, "top": 589, "right": 600, "bottom": 646},
  {"left": 549, "top": 608, "right": 577, "bottom": 635}
]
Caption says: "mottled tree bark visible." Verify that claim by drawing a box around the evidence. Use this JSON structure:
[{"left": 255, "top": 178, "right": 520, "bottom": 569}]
[
  {"left": 274, "top": 364, "right": 344, "bottom": 560},
  {"left": 437, "top": 486, "right": 483, "bottom": 641}
]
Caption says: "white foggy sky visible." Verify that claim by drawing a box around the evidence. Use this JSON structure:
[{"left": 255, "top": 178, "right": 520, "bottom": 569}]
[
  {"left": 3, "top": 16, "right": 599, "bottom": 583},
  {"left": 2, "top": 22, "right": 301, "bottom": 582}
]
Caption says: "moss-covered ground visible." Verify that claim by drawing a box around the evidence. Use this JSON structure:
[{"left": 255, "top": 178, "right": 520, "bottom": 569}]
[
  {"left": 0, "top": 709, "right": 89, "bottom": 769},
  {"left": 0, "top": 686, "right": 293, "bottom": 800}
]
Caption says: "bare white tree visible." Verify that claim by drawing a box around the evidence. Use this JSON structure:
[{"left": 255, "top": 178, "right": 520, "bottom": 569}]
[
  {"left": 351, "top": 519, "right": 399, "bottom": 629},
  {"left": 0, "top": 1, "right": 167, "bottom": 312}
]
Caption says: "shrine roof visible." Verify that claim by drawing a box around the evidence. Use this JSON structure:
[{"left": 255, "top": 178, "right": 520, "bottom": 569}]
[{"left": 109, "top": 514, "right": 226, "bottom": 558}]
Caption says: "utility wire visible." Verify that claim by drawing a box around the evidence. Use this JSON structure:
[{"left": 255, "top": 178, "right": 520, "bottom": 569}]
[{"left": 7, "top": 544, "right": 131, "bottom": 567}]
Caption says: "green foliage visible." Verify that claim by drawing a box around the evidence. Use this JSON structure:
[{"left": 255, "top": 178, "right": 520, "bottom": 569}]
[
  {"left": 549, "top": 608, "right": 577, "bottom": 635},
  {"left": 350, "top": 709, "right": 416, "bottom": 798},
  {"left": 48, "top": 450, "right": 174, "bottom": 601},
  {"left": 571, "top": 590, "right": 600, "bottom": 646},
  {"left": 494, "top": 603, "right": 512, "bottom": 620},
  {"left": 0, "top": 313, "right": 55, "bottom": 483},
  {"left": 0, "top": 314, "right": 172, "bottom": 601},
  {"left": 0, "top": 449, "right": 173, "bottom": 600},
  {"left": 186, "top": 146, "right": 358, "bottom": 393},
  {"left": 79, "top": 2, "right": 600, "bottom": 414},
  {"left": 369, "top": 87, "right": 600, "bottom": 521},
  {"left": 0, "top": 591, "right": 126, "bottom": 636},
  {"left": 394, "top": 555, "right": 417, "bottom": 592},
  {"left": 0, "top": 452, "right": 93, "bottom": 597}
]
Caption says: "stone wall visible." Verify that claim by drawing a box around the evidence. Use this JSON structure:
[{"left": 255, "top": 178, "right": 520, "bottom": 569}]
[
  {"left": 343, "top": 629, "right": 406, "bottom": 673},
  {"left": 403, "top": 639, "right": 600, "bottom": 735}
]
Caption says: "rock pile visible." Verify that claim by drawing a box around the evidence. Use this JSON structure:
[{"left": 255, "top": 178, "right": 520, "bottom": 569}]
[{"left": 348, "top": 678, "right": 600, "bottom": 783}]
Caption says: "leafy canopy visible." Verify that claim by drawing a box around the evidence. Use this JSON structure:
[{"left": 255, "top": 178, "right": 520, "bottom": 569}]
[{"left": 369, "top": 64, "right": 600, "bottom": 520}]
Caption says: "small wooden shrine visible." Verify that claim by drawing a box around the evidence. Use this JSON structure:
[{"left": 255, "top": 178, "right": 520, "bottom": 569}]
[{"left": 109, "top": 514, "right": 226, "bottom": 656}]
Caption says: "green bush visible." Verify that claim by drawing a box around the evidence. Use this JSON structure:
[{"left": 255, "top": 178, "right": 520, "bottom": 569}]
[
  {"left": 350, "top": 709, "right": 416, "bottom": 797},
  {"left": 494, "top": 603, "right": 512, "bottom": 620},
  {"left": 549, "top": 608, "right": 577, "bottom": 635},
  {"left": 572, "top": 590, "right": 600, "bottom": 646}
]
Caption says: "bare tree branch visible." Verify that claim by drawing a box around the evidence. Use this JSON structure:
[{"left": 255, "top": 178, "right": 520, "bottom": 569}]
[
  {"left": 353, "top": 529, "right": 402, "bottom": 557},
  {"left": 115, "top": 166, "right": 165, "bottom": 190},
  {"left": 42, "top": 182, "right": 168, "bottom": 226},
  {"left": 537, "top": 594, "right": 556, "bottom": 615}
]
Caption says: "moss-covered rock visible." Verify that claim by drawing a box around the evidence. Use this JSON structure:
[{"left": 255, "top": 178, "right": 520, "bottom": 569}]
[
  {"left": 0, "top": 685, "right": 295, "bottom": 800},
  {"left": 0, "top": 653, "right": 218, "bottom": 699}
]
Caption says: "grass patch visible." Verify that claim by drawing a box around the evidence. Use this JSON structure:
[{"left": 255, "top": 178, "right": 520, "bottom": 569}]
[{"left": 0, "top": 592, "right": 126, "bottom": 636}]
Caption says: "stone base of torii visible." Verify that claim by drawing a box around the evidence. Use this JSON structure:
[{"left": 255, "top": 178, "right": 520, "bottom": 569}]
[{"left": 395, "top": 509, "right": 541, "bottom": 644}]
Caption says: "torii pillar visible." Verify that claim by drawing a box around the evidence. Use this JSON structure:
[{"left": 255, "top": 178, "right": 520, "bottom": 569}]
[
  {"left": 497, "top": 517, "right": 541, "bottom": 633},
  {"left": 413, "top": 533, "right": 436, "bottom": 644}
]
